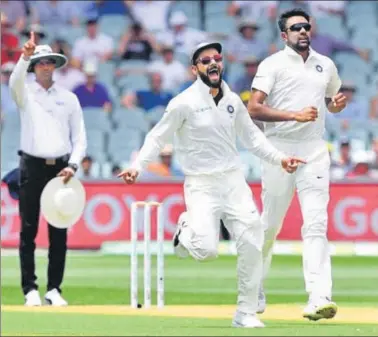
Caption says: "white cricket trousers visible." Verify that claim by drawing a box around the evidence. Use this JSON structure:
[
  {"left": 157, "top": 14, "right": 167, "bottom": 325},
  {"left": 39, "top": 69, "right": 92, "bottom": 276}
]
[
  {"left": 178, "top": 168, "right": 264, "bottom": 314},
  {"left": 261, "top": 138, "right": 332, "bottom": 299}
]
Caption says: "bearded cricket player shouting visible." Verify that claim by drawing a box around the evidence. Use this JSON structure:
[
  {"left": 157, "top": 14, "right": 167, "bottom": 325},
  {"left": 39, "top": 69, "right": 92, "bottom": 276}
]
[
  {"left": 118, "top": 41, "right": 306, "bottom": 328},
  {"left": 248, "top": 8, "right": 347, "bottom": 321}
]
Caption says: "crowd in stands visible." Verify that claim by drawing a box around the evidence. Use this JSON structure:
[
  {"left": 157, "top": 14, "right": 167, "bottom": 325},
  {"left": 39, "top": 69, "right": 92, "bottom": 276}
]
[{"left": 1, "top": 0, "right": 378, "bottom": 181}]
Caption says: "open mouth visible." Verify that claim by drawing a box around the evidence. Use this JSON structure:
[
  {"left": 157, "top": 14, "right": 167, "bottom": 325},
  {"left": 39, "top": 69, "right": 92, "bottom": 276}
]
[{"left": 208, "top": 67, "right": 219, "bottom": 81}]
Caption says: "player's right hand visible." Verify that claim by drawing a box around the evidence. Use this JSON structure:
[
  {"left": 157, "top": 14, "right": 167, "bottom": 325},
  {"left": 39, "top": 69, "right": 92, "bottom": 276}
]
[
  {"left": 117, "top": 168, "right": 139, "bottom": 184},
  {"left": 281, "top": 157, "right": 307, "bottom": 174},
  {"left": 22, "top": 31, "right": 36, "bottom": 58},
  {"left": 295, "top": 106, "right": 318, "bottom": 122}
]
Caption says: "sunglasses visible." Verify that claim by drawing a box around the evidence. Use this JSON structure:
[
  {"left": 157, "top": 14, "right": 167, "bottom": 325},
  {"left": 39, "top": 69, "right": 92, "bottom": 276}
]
[
  {"left": 37, "top": 59, "right": 56, "bottom": 66},
  {"left": 196, "top": 54, "right": 223, "bottom": 65},
  {"left": 286, "top": 22, "right": 311, "bottom": 32}
]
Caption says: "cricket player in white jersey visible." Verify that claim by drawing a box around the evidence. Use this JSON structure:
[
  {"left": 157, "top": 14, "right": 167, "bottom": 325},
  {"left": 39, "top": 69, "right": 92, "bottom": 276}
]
[
  {"left": 118, "top": 41, "right": 306, "bottom": 328},
  {"left": 248, "top": 8, "right": 347, "bottom": 321}
]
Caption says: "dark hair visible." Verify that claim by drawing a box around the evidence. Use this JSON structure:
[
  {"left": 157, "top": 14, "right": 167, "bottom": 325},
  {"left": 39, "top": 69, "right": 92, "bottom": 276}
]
[
  {"left": 82, "top": 155, "right": 93, "bottom": 163},
  {"left": 278, "top": 8, "right": 310, "bottom": 32}
]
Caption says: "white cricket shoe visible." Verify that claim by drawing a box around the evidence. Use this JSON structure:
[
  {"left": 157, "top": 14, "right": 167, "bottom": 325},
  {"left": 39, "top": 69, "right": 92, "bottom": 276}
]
[
  {"left": 232, "top": 312, "right": 265, "bottom": 328},
  {"left": 303, "top": 297, "right": 337, "bottom": 321},
  {"left": 257, "top": 286, "right": 266, "bottom": 314},
  {"left": 45, "top": 289, "right": 68, "bottom": 306},
  {"left": 173, "top": 212, "right": 189, "bottom": 259},
  {"left": 25, "top": 289, "right": 42, "bottom": 307}
]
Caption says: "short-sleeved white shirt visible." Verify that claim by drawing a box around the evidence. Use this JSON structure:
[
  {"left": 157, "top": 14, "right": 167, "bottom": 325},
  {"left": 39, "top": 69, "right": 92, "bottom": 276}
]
[
  {"left": 129, "top": 1, "right": 172, "bottom": 33},
  {"left": 233, "top": 0, "right": 277, "bottom": 21},
  {"left": 147, "top": 59, "right": 187, "bottom": 92},
  {"left": 252, "top": 46, "right": 341, "bottom": 141},
  {"left": 72, "top": 34, "right": 114, "bottom": 63}
]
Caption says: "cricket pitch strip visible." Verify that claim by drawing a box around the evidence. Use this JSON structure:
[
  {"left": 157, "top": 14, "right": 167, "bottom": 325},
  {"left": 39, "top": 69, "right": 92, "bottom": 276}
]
[{"left": 2, "top": 304, "right": 378, "bottom": 324}]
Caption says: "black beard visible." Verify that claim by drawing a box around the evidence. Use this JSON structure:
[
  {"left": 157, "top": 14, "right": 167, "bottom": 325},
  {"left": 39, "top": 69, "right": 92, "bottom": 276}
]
[
  {"left": 197, "top": 68, "right": 222, "bottom": 88},
  {"left": 290, "top": 38, "right": 310, "bottom": 52}
]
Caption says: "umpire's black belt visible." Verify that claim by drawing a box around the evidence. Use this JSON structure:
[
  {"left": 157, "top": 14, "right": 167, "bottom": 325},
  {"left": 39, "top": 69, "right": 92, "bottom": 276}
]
[{"left": 18, "top": 150, "right": 70, "bottom": 166}]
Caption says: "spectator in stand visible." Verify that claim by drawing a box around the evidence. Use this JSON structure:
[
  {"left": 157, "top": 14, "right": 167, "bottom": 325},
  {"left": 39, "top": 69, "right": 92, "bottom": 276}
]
[
  {"left": 309, "top": 18, "right": 369, "bottom": 61},
  {"left": 232, "top": 56, "right": 260, "bottom": 95},
  {"left": 51, "top": 39, "right": 72, "bottom": 59},
  {"left": 71, "top": 18, "right": 114, "bottom": 68},
  {"left": 111, "top": 164, "right": 121, "bottom": 177},
  {"left": 125, "top": 0, "right": 173, "bottom": 33},
  {"left": 145, "top": 144, "right": 184, "bottom": 178},
  {"left": 30, "top": 0, "right": 80, "bottom": 27},
  {"left": 227, "top": 1, "right": 277, "bottom": 22},
  {"left": 0, "top": 0, "right": 26, "bottom": 32},
  {"left": 368, "top": 138, "right": 378, "bottom": 178},
  {"left": 157, "top": 11, "right": 208, "bottom": 56},
  {"left": 331, "top": 82, "right": 369, "bottom": 122},
  {"left": 178, "top": 65, "right": 196, "bottom": 92},
  {"left": 77, "top": 155, "right": 94, "bottom": 179},
  {"left": 346, "top": 151, "right": 373, "bottom": 179},
  {"left": 54, "top": 61, "right": 86, "bottom": 92},
  {"left": 117, "top": 22, "right": 159, "bottom": 62},
  {"left": 21, "top": 24, "right": 47, "bottom": 46},
  {"left": 307, "top": 1, "right": 345, "bottom": 18},
  {"left": 96, "top": 0, "right": 129, "bottom": 16},
  {"left": 147, "top": 43, "right": 188, "bottom": 92},
  {"left": 1, "top": 62, "right": 18, "bottom": 123},
  {"left": 330, "top": 138, "right": 353, "bottom": 179},
  {"left": 226, "top": 20, "right": 271, "bottom": 63},
  {"left": 74, "top": 1, "right": 99, "bottom": 21},
  {"left": 121, "top": 72, "right": 173, "bottom": 112},
  {"left": 73, "top": 61, "right": 112, "bottom": 113},
  {"left": 1, "top": 12, "right": 22, "bottom": 65},
  {"left": 369, "top": 80, "right": 378, "bottom": 120}
]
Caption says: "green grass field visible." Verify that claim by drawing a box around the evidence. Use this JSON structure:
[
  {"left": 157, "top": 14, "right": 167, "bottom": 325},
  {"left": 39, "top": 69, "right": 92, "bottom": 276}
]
[{"left": 1, "top": 252, "right": 378, "bottom": 336}]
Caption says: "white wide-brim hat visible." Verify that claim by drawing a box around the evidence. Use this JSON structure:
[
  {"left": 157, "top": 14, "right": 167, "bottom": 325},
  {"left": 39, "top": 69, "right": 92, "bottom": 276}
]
[
  {"left": 28, "top": 45, "right": 68, "bottom": 73},
  {"left": 40, "top": 177, "right": 86, "bottom": 229}
]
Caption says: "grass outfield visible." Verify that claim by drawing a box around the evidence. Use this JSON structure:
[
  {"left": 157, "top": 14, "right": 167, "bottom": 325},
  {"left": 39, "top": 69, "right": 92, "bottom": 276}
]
[{"left": 1, "top": 254, "right": 378, "bottom": 336}]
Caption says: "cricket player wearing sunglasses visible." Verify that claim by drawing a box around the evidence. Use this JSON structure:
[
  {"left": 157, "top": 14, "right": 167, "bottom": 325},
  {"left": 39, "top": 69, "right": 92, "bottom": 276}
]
[
  {"left": 118, "top": 41, "right": 307, "bottom": 328},
  {"left": 248, "top": 8, "right": 347, "bottom": 321}
]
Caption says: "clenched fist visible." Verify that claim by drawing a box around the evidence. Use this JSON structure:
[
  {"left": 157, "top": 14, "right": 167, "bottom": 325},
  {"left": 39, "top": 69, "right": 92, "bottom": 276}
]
[
  {"left": 329, "top": 93, "right": 347, "bottom": 112},
  {"left": 294, "top": 106, "right": 318, "bottom": 122},
  {"left": 22, "top": 31, "right": 36, "bottom": 59}
]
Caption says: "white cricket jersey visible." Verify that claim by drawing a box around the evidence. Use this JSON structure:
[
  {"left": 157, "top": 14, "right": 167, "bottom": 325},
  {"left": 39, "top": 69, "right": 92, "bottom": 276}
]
[
  {"left": 9, "top": 56, "right": 87, "bottom": 166},
  {"left": 131, "top": 78, "right": 286, "bottom": 176},
  {"left": 252, "top": 45, "right": 342, "bottom": 141}
]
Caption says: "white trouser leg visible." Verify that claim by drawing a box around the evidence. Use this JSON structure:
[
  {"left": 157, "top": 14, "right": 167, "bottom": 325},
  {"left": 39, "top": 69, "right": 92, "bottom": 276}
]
[
  {"left": 296, "top": 147, "right": 332, "bottom": 299},
  {"left": 223, "top": 170, "right": 263, "bottom": 315},
  {"left": 260, "top": 160, "right": 296, "bottom": 281},
  {"left": 179, "top": 177, "right": 222, "bottom": 262}
]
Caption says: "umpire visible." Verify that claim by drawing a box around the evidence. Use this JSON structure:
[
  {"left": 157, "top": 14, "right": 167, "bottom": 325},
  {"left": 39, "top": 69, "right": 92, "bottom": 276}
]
[{"left": 9, "top": 31, "right": 87, "bottom": 306}]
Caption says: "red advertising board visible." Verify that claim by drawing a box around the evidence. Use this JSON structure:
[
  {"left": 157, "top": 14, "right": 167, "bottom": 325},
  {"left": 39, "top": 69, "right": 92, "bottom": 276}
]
[{"left": 1, "top": 182, "right": 377, "bottom": 249}]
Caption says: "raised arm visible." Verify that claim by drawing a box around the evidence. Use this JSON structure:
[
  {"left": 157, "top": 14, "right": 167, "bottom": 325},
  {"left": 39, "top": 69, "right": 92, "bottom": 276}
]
[
  {"left": 236, "top": 98, "right": 306, "bottom": 172},
  {"left": 118, "top": 99, "right": 186, "bottom": 183},
  {"left": 236, "top": 98, "right": 286, "bottom": 165},
  {"left": 9, "top": 32, "right": 36, "bottom": 109}
]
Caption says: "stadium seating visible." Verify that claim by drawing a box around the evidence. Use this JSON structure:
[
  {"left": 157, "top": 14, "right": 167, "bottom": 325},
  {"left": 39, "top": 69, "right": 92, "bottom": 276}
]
[{"left": 1, "top": 0, "right": 377, "bottom": 180}]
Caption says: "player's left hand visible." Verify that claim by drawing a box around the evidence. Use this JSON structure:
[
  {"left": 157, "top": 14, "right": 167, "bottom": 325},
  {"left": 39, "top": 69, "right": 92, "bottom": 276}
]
[
  {"left": 281, "top": 157, "right": 307, "bottom": 174},
  {"left": 331, "top": 93, "right": 347, "bottom": 111},
  {"left": 57, "top": 167, "right": 75, "bottom": 184}
]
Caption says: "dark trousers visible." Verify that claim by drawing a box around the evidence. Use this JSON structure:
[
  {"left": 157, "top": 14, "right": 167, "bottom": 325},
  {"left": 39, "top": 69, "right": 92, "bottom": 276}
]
[{"left": 18, "top": 152, "right": 69, "bottom": 295}]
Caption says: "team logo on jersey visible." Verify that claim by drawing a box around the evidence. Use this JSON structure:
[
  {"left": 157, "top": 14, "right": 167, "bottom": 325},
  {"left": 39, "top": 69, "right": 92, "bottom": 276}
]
[
  {"left": 227, "top": 105, "right": 234, "bottom": 114},
  {"left": 316, "top": 65, "right": 323, "bottom": 73}
]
